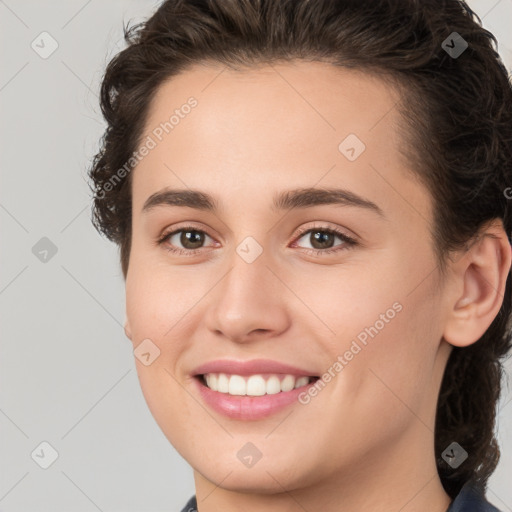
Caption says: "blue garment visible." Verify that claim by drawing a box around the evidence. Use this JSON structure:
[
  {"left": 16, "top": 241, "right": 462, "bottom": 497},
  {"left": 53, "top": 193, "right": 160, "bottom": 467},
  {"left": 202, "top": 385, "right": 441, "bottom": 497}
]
[
  {"left": 180, "top": 480, "right": 502, "bottom": 511},
  {"left": 180, "top": 495, "right": 197, "bottom": 512},
  {"left": 447, "top": 481, "right": 501, "bottom": 512}
]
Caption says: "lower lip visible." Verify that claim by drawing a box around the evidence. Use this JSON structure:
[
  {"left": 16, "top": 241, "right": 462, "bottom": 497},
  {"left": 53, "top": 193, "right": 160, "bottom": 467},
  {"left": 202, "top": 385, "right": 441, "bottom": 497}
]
[{"left": 193, "top": 376, "right": 318, "bottom": 421}]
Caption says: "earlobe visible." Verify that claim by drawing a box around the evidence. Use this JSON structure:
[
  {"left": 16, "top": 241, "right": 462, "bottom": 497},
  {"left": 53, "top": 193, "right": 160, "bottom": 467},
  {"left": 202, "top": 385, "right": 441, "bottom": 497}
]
[{"left": 443, "top": 220, "right": 511, "bottom": 348}]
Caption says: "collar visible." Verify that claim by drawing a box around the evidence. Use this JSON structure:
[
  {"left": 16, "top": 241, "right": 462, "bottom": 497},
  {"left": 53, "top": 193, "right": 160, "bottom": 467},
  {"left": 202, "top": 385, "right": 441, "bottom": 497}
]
[{"left": 447, "top": 481, "right": 501, "bottom": 512}]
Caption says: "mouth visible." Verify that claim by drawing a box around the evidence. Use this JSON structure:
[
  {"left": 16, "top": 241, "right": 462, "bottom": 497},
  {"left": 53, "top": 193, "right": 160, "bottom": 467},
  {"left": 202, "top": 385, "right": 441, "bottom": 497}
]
[
  {"left": 195, "top": 373, "right": 320, "bottom": 397},
  {"left": 190, "top": 359, "right": 322, "bottom": 419}
]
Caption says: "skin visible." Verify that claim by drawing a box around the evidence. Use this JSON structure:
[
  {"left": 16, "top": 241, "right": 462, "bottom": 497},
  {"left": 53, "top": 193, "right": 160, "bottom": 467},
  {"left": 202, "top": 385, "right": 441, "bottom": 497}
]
[{"left": 123, "top": 61, "right": 511, "bottom": 512}]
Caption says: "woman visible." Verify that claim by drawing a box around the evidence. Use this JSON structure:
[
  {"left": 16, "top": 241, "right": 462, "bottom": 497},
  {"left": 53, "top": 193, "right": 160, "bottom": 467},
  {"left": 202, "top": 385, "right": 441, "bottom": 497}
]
[{"left": 89, "top": 1, "right": 512, "bottom": 510}]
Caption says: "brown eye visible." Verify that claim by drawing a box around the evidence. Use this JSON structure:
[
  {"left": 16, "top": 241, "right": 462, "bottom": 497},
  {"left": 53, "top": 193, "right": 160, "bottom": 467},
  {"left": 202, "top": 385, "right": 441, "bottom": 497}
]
[
  {"left": 294, "top": 227, "right": 356, "bottom": 253},
  {"left": 160, "top": 227, "right": 215, "bottom": 253},
  {"left": 177, "top": 229, "right": 205, "bottom": 249},
  {"left": 308, "top": 230, "right": 336, "bottom": 249}
]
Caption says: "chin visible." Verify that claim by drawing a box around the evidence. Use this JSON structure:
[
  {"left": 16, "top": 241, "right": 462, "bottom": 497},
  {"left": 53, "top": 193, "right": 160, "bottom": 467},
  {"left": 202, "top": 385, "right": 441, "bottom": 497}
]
[
  {"left": 197, "top": 466, "right": 302, "bottom": 495},
  {"left": 192, "top": 449, "right": 317, "bottom": 494}
]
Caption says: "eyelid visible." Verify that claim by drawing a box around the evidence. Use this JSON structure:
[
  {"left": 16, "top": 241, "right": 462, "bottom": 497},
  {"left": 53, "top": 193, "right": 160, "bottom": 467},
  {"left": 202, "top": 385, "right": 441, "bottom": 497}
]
[
  {"left": 158, "top": 221, "right": 216, "bottom": 241},
  {"left": 156, "top": 223, "right": 218, "bottom": 250},
  {"left": 291, "top": 222, "right": 357, "bottom": 242},
  {"left": 158, "top": 221, "right": 356, "bottom": 242}
]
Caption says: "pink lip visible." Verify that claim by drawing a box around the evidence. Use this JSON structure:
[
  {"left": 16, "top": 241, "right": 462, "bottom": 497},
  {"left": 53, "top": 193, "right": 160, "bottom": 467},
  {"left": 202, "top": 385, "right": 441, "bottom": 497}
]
[
  {"left": 191, "top": 358, "right": 318, "bottom": 377},
  {"left": 190, "top": 359, "right": 320, "bottom": 421},
  {"left": 193, "top": 375, "right": 319, "bottom": 421}
]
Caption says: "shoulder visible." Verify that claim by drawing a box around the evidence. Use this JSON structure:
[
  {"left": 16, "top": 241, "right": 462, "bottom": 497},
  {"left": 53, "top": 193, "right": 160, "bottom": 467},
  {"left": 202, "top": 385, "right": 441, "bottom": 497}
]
[{"left": 448, "top": 481, "right": 502, "bottom": 512}]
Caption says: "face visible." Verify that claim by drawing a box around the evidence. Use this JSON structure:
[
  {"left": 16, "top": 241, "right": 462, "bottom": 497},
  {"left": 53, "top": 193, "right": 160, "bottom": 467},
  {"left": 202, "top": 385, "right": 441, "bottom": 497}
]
[{"left": 125, "top": 61, "right": 453, "bottom": 494}]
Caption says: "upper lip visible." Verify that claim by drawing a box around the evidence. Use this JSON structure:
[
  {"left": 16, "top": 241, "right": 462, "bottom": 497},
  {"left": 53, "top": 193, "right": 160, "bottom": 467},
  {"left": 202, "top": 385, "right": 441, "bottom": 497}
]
[{"left": 192, "top": 359, "right": 319, "bottom": 377}]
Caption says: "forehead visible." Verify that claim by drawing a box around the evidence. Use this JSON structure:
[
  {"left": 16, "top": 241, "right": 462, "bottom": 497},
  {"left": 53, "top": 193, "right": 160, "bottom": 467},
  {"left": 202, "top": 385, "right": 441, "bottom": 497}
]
[
  {"left": 132, "top": 60, "right": 431, "bottom": 225},
  {"left": 143, "top": 60, "right": 401, "bottom": 145}
]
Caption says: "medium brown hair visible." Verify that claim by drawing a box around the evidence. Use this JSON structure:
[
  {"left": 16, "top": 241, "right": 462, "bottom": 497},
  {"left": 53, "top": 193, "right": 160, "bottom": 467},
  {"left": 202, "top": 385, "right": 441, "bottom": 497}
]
[{"left": 88, "top": 0, "right": 512, "bottom": 498}]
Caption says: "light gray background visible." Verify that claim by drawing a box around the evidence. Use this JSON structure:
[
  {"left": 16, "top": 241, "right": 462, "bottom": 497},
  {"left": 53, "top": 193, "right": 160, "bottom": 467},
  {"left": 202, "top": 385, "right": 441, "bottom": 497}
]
[{"left": 1, "top": 1, "right": 511, "bottom": 511}]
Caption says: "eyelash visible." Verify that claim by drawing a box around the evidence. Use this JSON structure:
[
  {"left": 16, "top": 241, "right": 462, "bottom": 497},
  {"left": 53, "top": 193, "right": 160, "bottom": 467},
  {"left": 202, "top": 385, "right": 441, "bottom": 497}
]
[{"left": 156, "top": 224, "right": 358, "bottom": 257}]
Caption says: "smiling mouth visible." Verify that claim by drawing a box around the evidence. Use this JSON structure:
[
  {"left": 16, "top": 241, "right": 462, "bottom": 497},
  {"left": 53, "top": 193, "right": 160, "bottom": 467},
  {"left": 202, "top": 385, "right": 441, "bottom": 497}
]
[{"left": 196, "top": 373, "right": 320, "bottom": 397}]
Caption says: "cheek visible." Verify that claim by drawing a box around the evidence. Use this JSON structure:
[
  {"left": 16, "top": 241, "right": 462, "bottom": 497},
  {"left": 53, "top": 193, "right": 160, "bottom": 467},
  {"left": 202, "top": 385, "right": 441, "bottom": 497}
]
[
  {"left": 309, "top": 246, "right": 442, "bottom": 417},
  {"left": 125, "top": 258, "right": 208, "bottom": 341},
  {"left": 125, "top": 263, "right": 187, "bottom": 389},
  {"left": 336, "top": 284, "right": 442, "bottom": 442},
  {"left": 302, "top": 299, "right": 441, "bottom": 480},
  {"left": 125, "top": 264, "right": 201, "bottom": 450}
]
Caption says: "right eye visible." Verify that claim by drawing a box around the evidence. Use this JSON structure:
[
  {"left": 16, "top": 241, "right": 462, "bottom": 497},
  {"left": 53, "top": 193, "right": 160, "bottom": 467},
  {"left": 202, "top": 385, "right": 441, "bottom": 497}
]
[{"left": 158, "top": 226, "right": 217, "bottom": 256}]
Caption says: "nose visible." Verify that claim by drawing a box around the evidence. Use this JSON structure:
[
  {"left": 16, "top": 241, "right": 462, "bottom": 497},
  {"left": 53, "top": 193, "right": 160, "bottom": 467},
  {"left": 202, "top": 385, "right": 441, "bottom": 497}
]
[{"left": 203, "top": 250, "right": 291, "bottom": 343}]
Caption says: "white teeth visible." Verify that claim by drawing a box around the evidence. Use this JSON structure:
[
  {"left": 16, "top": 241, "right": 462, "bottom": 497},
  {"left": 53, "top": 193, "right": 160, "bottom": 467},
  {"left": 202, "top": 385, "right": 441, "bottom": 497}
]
[
  {"left": 246, "top": 375, "right": 266, "bottom": 396},
  {"left": 217, "top": 373, "right": 229, "bottom": 393},
  {"left": 266, "top": 376, "right": 281, "bottom": 395},
  {"left": 294, "top": 376, "right": 309, "bottom": 389},
  {"left": 228, "top": 375, "right": 246, "bottom": 396},
  {"left": 203, "top": 373, "right": 313, "bottom": 396},
  {"left": 281, "top": 375, "right": 295, "bottom": 391}
]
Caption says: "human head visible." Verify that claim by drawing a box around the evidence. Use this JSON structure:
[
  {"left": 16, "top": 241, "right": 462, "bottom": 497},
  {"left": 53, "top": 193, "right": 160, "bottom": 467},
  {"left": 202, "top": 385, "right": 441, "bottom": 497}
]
[{"left": 89, "top": 0, "right": 512, "bottom": 501}]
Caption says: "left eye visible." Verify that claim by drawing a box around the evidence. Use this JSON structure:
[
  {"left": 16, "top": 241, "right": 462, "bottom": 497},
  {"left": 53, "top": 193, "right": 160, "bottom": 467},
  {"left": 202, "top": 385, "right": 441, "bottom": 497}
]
[{"left": 293, "top": 228, "right": 356, "bottom": 251}]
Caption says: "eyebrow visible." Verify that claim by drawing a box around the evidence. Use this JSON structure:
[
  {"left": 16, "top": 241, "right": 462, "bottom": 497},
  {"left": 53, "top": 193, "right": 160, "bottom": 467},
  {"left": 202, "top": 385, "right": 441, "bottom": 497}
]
[{"left": 142, "top": 187, "right": 385, "bottom": 217}]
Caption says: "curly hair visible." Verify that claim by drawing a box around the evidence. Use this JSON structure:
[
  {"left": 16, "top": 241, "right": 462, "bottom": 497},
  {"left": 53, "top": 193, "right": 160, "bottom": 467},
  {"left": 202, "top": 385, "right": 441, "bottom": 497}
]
[{"left": 88, "top": 0, "right": 512, "bottom": 499}]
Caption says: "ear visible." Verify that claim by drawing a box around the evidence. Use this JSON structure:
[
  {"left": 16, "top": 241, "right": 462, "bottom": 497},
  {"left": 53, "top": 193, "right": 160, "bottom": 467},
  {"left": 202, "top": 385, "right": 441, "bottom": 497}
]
[
  {"left": 443, "top": 219, "right": 512, "bottom": 347},
  {"left": 124, "top": 320, "right": 133, "bottom": 341}
]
